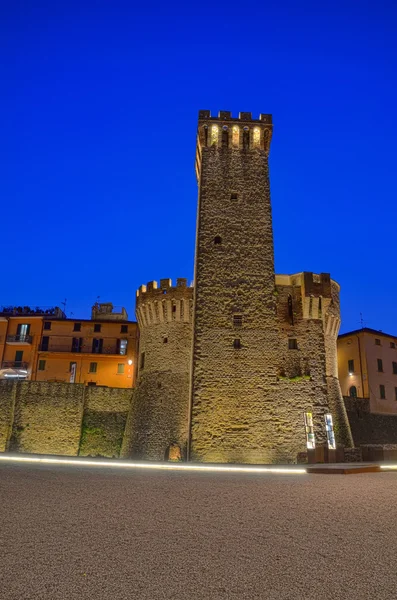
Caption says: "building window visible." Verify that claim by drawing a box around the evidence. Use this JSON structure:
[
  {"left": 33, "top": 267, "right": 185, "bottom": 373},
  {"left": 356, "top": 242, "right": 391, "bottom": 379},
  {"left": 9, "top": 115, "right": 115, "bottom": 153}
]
[
  {"left": 393, "top": 362, "right": 397, "bottom": 375},
  {"left": 288, "top": 339, "right": 298, "bottom": 350},
  {"left": 94, "top": 324, "right": 101, "bottom": 333},
  {"left": 395, "top": 387, "right": 397, "bottom": 401},
  {"left": 140, "top": 352, "right": 145, "bottom": 370},
  {"left": 89, "top": 362, "right": 97, "bottom": 373},
  {"left": 349, "top": 386, "right": 357, "bottom": 398},
  {"left": 14, "top": 350, "right": 23, "bottom": 366},
  {"left": 72, "top": 337, "right": 83, "bottom": 353},
  {"left": 38, "top": 360, "right": 46, "bottom": 371},
  {"left": 43, "top": 321, "right": 51, "bottom": 330},
  {"left": 380, "top": 384, "right": 386, "bottom": 399},
  {"left": 117, "top": 363, "right": 125, "bottom": 374},
  {"left": 120, "top": 325, "right": 128, "bottom": 333},
  {"left": 348, "top": 359, "right": 354, "bottom": 374},
  {"left": 73, "top": 323, "right": 81, "bottom": 332},
  {"left": 375, "top": 338, "right": 381, "bottom": 346},
  {"left": 233, "top": 338, "right": 241, "bottom": 349},
  {"left": 117, "top": 339, "right": 128, "bottom": 355},
  {"left": 92, "top": 338, "right": 103, "bottom": 354},
  {"left": 233, "top": 315, "right": 243, "bottom": 327},
  {"left": 377, "top": 358, "right": 383, "bottom": 372},
  {"left": 87, "top": 382, "right": 97, "bottom": 386},
  {"left": 391, "top": 342, "right": 396, "bottom": 349},
  {"left": 214, "top": 236, "right": 222, "bottom": 245},
  {"left": 41, "top": 336, "right": 49, "bottom": 351}
]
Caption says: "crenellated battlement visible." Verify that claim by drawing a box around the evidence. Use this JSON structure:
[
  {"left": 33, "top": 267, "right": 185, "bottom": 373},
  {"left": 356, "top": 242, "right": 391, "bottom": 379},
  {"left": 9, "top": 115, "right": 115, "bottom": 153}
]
[
  {"left": 136, "top": 278, "right": 194, "bottom": 327},
  {"left": 195, "top": 110, "right": 273, "bottom": 181},
  {"left": 275, "top": 272, "right": 340, "bottom": 321}
]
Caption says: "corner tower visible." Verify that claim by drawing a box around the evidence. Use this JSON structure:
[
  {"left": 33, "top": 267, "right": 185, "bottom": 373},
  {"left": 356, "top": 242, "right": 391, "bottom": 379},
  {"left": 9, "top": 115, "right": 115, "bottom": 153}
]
[
  {"left": 122, "top": 278, "right": 193, "bottom": 461},
  {"left": 190, "top": 110, "right": 280, "bottom": 463}
]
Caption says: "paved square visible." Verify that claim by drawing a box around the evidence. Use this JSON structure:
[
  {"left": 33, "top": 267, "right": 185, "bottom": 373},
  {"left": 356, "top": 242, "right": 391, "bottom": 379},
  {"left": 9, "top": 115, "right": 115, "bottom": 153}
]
[{"left": 1, "top": 464, "right": 396, "bottom": 599}]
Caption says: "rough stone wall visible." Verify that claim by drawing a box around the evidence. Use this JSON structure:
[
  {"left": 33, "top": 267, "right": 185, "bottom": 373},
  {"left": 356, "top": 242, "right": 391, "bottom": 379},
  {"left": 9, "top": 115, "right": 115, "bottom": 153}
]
[
  {"left": 344, "top": 396, "right": 397, "bottom": 446},
  {"left": 8, "top": 381, "right": 85, "bottom": 455},
  {"left": 0, "top": 381, "right": 16, "bottom": 452},
  {"left": 190, "top": 111, "right": 352, "bottom": 463},
  {"left": 122, "top": 278, "right": 193, "bottom": 460},
  {"left": 0, "top": 381, "right": 133, "bottom": 458},
  {"left": 79, "top": 386, "right": 133, "bottom": 458}
]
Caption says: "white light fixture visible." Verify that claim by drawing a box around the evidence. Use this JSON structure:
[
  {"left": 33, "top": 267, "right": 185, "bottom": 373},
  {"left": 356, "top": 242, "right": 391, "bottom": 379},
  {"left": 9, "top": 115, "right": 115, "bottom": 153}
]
[
  {"left": 0, "top": 455, "right": 306, "bottom": 475},
  {"left": 128, "top": 360, "right": 133, "bottom": 365}
]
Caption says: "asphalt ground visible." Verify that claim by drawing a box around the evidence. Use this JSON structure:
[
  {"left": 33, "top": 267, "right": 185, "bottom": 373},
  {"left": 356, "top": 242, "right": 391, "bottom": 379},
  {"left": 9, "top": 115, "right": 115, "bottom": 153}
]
[{"left": 1, "top": 463, "right": 396, "bottom": 600}]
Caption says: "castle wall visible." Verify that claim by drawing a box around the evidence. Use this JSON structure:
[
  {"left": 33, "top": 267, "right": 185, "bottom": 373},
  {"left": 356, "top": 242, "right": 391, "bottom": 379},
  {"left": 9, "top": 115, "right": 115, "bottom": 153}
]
[
  {"left": 122, "top": 279, "right": 193, "bottom": 460},
  {"left": 344, "top": 396, "right": 397, "bottom": 446},
  {"left": 79, "top": 386, "right": 133, "bottom": 458},
  {"left": 8, "top": 381, "right": 85, "bottom": 455},
  {"left": 0, "top": 380, "right": 133, "bottom": 457}
]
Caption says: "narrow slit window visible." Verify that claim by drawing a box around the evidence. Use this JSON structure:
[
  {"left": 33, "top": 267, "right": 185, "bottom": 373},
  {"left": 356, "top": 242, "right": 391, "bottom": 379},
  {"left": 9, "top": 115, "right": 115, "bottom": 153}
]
[
  {"left": 233, "top": 315, "right": 243, "bottom": 327},
  {"left": 233, "top": 338, "right": 241, "bottom": 349},
  {"left": 211, "top": 125, "right": 219, "bottom": 146},
  {"left": 232, "top": 126, "right": 239, "bottom": 147},
  {"left": 230, "top": 192, "right": 238, "bottom": 200},
  {"left": 253, "top": 127, "right": 261, "bottom": 148},
  {"left": 288, "top": 338, "right": 298, "bottom": 350},
  {"left": 214, "top": 236, "right": 222, "bottom": 245}
]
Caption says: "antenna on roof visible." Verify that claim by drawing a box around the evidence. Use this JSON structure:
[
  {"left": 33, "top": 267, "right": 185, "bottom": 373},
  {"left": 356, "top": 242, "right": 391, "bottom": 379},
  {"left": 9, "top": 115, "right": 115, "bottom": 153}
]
[
  {"left": 359, "top": 313, "right": 365, "bottom": 329},
  {"left": 61, "top": 298, "right": 67, "bottom": 313}
]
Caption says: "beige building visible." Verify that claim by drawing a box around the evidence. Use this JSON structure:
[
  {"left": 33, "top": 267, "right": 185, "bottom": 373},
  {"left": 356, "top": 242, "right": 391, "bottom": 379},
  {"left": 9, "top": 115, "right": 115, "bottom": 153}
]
[{"left": 338, "top": 328, "right": 397, "bottom": 415}]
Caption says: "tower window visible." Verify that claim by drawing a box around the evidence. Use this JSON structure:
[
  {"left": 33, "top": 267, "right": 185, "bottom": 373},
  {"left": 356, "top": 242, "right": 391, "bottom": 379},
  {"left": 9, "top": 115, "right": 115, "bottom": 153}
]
[
  {"left": 380, "top": 384, "right": 386, "bottom": 399},
  {"left": 222, "top": 125, "right": 229, "bottom": 147},
  {"left": 288, "top": 295, "right": 294, "bottom": 325},
  {"left": 140, "top": 352, "right": 145, "bottom": 370},
  {"left": 233, "top": 338, "right": 241, "bottom": 349},
  {"left": 253, "top": 127, "right": 261, "bottom": 148},
  {"left": 230, "top": 192, "right": 238, "bottom": 200},
  {"left": 172, "top": 305, "right": 176, "bottom": 313},
  {"left": 214, "top": 236, "right": 222, "bottom": 245},
  {"left": 288, "top": 338, "right": 298, "bottom": 350},
  {"left": 233, "top": 315, "right": 243, "bottom": 327},
  {"left": 243, "top": 126, "right": 250, "bottom": 149},
  {"left": 211, "top": 125, "right": 218, "bottom": 146},
  {"left": 163, "top": 337, "right": 168, "bottom": 343},
  {"left": 232, "top": 125, "right": 239, "bottom": 147}
]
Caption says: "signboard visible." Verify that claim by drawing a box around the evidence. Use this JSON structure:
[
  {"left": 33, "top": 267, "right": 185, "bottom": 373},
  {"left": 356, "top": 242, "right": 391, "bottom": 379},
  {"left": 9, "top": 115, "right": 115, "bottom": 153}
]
[
  {"left": 324, "top": 413, "right": 336, "bottom": 450},
  {"left": 70, "top": 362, "right": 77, "bottom": 384},
  {"left": 304, "top": 412, "right": 316, "bottom": 449}
]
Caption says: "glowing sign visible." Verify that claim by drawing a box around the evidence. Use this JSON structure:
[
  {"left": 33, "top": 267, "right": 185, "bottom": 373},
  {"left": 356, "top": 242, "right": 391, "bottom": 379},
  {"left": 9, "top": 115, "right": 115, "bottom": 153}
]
[
  {"left": 324, "top": 413, "right": 336, "bottom": 450},
  {"left": 304, "top": 412, "right": 315, "bottom": 449}
]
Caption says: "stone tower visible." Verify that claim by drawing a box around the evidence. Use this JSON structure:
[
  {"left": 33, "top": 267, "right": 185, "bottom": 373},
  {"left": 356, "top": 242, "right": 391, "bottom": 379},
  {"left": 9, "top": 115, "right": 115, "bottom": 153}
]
[
  {"left": 189, "top": 110, "right": 352, "bottom": 463},
  {"left": 122, "top": 278, "right": 193, "bottom": 461}
]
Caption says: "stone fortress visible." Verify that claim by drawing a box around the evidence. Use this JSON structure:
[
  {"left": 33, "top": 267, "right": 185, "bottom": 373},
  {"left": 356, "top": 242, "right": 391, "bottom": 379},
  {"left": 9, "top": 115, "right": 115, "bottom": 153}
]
[{"left": 122, "top": 110, "right": 354, "bottom": 463}]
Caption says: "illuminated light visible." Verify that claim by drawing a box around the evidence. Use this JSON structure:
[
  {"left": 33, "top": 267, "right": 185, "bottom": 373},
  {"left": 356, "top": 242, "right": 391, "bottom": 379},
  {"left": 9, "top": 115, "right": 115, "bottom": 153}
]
[
  {"left": 253, "top": 127, "right": 261, "bottom": 147},
  {"left": 211, "top": 125, "right": 218, "bottom": 146},
  {"left": 349, "top": 372, "right": 353, "bottom": 376},
  {"left": 380, "top": 465, "right": 397, "bottom": 470},
  {"left": 128, "top": 360, "right": 133, "bottom": 365},
  {"left": 0, "top": 455, "right": 307, "bottom": 474},
  {"left": 232, "top": 125, "right": 239, "bottom": 147}
]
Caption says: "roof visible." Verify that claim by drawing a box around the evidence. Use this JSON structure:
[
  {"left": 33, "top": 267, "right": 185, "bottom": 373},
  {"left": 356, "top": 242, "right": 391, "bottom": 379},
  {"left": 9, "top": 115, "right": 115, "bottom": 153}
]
[{"left": 338, "top": 327, "right": 397, "bottom": 340}]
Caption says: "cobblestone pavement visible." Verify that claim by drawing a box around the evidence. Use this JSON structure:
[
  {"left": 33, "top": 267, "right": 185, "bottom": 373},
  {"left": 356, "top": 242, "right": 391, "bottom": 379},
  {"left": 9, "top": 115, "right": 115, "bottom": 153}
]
[{"left": 1, "top": 463, "right": 396, "bottom": 599}]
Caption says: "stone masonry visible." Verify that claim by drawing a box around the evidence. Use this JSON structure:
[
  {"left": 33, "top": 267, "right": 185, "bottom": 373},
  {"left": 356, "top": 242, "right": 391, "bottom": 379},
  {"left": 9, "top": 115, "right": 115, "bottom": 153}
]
[
  {"left": 189, "top": 110, "right": 352, "bottom": 463},
  {"left": 121, "top": 278, "right": 193, "bottom": 460}
]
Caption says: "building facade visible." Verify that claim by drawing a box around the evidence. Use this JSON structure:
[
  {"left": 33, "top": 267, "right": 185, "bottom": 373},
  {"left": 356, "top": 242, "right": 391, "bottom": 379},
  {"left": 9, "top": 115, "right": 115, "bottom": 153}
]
[
  {"left": 0, "top": 304, "right": 138, "bottom": 388},
  {"left": 338, "top": 328, "right": 397, "bottom": 415}
]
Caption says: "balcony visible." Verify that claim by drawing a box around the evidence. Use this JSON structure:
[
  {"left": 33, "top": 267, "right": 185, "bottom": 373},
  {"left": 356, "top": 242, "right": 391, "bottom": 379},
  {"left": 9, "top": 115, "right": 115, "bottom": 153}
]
[
  {"left": 0, "top": 361, "right": 29, "bottom": 379},
  {"left": 39, "top": 345, "right": 125, "bottom": 355},
  {"left": 6, "top": 334, "right": 33, "bottom": 344}
]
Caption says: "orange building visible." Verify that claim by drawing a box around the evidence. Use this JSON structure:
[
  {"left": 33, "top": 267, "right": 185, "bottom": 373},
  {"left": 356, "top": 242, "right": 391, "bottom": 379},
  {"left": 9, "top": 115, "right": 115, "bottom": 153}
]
[
  {"left": 338, "top": 328, "right": 397, "bottom": 415},
  {"left": 0, "top": 303, "right": 138, "bottom": 388}
]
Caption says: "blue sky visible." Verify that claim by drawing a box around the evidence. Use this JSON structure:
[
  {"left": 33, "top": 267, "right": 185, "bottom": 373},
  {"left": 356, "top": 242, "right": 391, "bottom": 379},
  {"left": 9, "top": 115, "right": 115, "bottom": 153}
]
[{"left": 1, "top": 0, "right": 396, "bottom": 333}]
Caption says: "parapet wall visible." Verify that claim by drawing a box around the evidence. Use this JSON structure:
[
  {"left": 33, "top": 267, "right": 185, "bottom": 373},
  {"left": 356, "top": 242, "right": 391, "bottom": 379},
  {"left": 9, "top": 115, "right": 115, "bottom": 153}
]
[
  {"left": 0, "top": 381, "right": 133, "bottom": 458},
  {"left": 136, "top": 278, "right": 193, "bottom": 327}
]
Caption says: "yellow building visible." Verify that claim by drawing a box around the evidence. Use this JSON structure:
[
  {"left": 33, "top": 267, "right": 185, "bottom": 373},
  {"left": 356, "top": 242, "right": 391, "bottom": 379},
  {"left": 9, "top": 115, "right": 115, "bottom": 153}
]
[
  {"left": 0, "top": 303, "right": 137, "bottom": 388},
  {"left": 338, "top": 328, "right": 397, "bottom": 415}
]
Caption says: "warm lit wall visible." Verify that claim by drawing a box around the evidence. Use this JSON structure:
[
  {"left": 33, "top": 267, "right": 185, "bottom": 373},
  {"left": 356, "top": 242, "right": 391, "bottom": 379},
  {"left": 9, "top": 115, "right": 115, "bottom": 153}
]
[
  {"left": 35, "top": 319, "right": 138, "bottom": 388},
  {"left": 1, "top": 317, "right": 43, "bottom": 378},
  {"left": 338, "top": 335, "right": 368, "bottom": 399}
]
